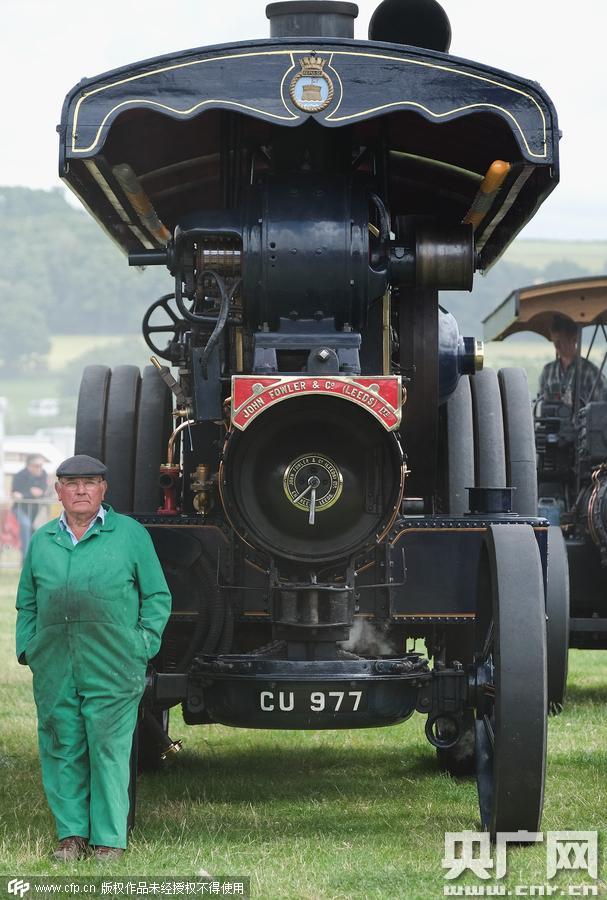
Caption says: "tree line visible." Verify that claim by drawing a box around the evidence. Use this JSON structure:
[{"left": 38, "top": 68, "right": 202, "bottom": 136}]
[
  {"left": 0, "top": 187, "right": 170, "bottom": 371},
  {"left": 0, "top": 185, "right": 603, "bottom": 371}
]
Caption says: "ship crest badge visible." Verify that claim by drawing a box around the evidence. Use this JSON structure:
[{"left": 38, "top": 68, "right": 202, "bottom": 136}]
[{"left": 289, "top": 55, "right": 334, "bottom": 113}]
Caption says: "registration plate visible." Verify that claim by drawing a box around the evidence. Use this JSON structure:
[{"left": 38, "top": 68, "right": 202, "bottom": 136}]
[{"left": 259, "top": 685, "right": 367, "bottom": 713}]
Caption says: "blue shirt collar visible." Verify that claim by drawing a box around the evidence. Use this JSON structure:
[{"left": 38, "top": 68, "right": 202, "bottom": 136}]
[{"left": 58, "top": 505, "right": 105, "bottom": 545}]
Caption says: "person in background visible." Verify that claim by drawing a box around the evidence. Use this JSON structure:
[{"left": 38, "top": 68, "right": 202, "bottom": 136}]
[
  {"left": 11, "top": 454, "right": 49, "bottom": 560},
  {"left": 539, "top": 313, "right": 607, "bottom": 409},
  {"left": 15, "top": 454, "right": 172, "bottom": 862}
]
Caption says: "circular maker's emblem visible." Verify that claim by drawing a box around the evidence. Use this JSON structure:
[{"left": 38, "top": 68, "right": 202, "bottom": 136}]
[
  {"left": 283, "top": 453, "right": 343, "bottom": 514},
  {"left": 289, "top": 55, "right": 334, "bottom": 113}
]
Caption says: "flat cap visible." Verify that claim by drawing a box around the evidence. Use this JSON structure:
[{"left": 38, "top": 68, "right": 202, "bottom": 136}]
[{"left": 56, "top": 455, "right": 107, "bottom": 477}]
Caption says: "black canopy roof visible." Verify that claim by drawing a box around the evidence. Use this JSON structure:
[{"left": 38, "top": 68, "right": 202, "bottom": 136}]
[
  {"left": 484, "top": 277, "right": 607, "bottom": 342},
  {"left": 59, "top": 36, "right": 559, "bottom": 269}
]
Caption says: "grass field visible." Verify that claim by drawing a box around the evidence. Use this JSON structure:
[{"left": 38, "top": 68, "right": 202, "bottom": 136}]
[
  {"left": 483, "top": 338, "right": 555, "bottom": 397},
  {"left": 0, "top": 333, "right": 579, "bottom": 435},
  {"left": 502, "top": 240, "right": 607, "bottom": 271},
  {"left": 46, "top": 336, "right": 141, "bottom": 372},
  {"left": 0, "top": 335, "right": 149, "bottom": 433},
  {"left": 0, "top": 569, "right": 605, "bottom": 898}
]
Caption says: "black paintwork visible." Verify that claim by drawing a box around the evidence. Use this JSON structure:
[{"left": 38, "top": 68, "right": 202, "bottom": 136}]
[
  {"left": 69, "top": 5, "right": 554, "bottom": 830},
  {"left": 58, "top": 36, "right": 558, "bottom": 270}
]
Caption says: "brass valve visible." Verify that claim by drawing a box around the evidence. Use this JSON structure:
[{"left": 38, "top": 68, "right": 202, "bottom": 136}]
[{"left": 191, "top": 464, "right": 214, "bottom": 516}]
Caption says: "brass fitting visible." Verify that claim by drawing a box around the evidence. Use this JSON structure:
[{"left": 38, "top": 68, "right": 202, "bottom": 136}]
[
  {"left": 191, "top": 464, "right": 214, "bottom": 516},
  {"left": 160, "top": 738, "right": 183, "bottom": 762}
]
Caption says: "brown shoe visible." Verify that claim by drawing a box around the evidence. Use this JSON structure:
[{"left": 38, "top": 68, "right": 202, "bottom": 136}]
[
  {"left": 52, "top": 836, "right": 89, "bottom": 861},
  {"left": 93, "top": 846, "right": 124, "bottom": 861}
]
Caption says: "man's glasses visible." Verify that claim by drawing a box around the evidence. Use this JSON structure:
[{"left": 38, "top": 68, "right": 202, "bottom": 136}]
[{"left": 58, "top": 478, "right": 103, "bottom": 492}]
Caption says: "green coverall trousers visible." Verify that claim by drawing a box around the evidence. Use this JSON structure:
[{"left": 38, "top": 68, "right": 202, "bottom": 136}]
[
  {"left": 16, "top": 507, "right": 172, "bottom": 849},
  {"left": 27, "top": 621, "right": 146, "bottom": 848}
]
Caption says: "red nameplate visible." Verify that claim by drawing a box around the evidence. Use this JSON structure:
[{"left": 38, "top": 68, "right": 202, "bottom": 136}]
[{"left": 231, "top": 375, "right": 403, "bottom": 431}]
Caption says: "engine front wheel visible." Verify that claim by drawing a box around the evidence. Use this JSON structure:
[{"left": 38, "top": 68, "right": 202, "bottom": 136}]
[{"left": 474, "top": 524, "right": 547, "bottom": 838}]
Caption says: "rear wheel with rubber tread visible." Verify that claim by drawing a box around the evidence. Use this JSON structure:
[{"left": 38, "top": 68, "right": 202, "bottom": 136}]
[
  {"left": 104, "top": 365, "right": 141, "bottom": 512},
  {"left": 74, "top": 365, "right": 111, "bottom": 460},
  {"left": 436, "top": 376, "right": 476, "bottom": 774},
  {"left": 498, "top": 367, "right": 537, "bottom": 515},
  {"left": 470, "top": 368, "right": 506, "bottom": 488},
  {"left": 439, "top": 375, "right": 474, "bottom": 515},
  {"left": 133, "top": 365, "right": 173, "bottom": 512}
]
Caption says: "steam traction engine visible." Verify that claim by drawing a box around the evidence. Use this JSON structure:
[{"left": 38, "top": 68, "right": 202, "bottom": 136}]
[
  {"left": 59, "top": 0, "right": 560, "bottom": 836},
  {"left": 483, "top": 276, "right": 607, "bottom": 670}
]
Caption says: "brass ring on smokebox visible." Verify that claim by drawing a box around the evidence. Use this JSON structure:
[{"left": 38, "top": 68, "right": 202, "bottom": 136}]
[{"left": 283, "top": 453, "right": 343, "bottom": 513}]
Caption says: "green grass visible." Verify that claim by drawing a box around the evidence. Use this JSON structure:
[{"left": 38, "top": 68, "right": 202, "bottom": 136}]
[{"left": 0, "top": 570, "right": 606, "bottom": 898}]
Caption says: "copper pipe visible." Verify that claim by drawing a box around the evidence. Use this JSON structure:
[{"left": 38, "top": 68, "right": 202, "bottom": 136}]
[{"left": 166, "top": 420, "right": 195, "bottom": 467}]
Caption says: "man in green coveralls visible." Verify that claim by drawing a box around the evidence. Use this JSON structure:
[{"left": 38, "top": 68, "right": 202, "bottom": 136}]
[{"left": 15, "top": 455, "right": 172, "bottom": 862}]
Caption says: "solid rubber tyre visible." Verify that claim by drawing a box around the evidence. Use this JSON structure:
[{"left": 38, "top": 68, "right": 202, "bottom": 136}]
[
  {"left": 441, "top": 375, "right": 475, "bottom": 515},
  {"left": 74, "top": 365, "right": 111, "bottom": 460},
  {"left": 435, "top": 377, "right": 475, "bottom": 773},
  {"left": 546, "top": 525, "right": 570, "bottom": 713},
  {"left": 104, "top": 365, "right": 141, "bottom": 512},
  {"left": 498, "top": 367, "right": 538, "bottom": 516},
  {"left": 470, "top": 368, "right": 506, "bottom": 488},
  {"left": 133, "top": 365, "right": 173, "bottom": 512},
  {"left": 474, "top": 524, "right": 547, "bottom": 838}
]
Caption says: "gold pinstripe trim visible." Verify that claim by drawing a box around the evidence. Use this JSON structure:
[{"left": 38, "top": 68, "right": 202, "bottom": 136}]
[
  {"left": 390, "top": 526, "right": 486, "bottom": 543},
  {"left": 390, "top": 524, "right": 548, "bottom": 543},
  {"left": 324, "top": 49, "right": 547, "bottom": 162},
  {"left": 330, "top": 100, "right": 544, "bottom": 159},
  {"left": 73, "top": 99, "right": 298, "bottom": 154},
  {"left": 391, "top": 612, "right": 475, "bottom": 618},
  {"left": 70, "top": 48, "right": 548, "bottom": 158},
  {"left": 279, "top": 53, "right": 297, "bottom": 114},
  {"left": 72, "top": 49, "right": 302, "bottom": 152},
  {"left": 325, "top": 53, "right": 344, "bottom": 118}
]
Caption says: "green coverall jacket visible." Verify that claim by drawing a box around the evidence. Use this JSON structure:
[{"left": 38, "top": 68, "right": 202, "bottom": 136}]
[{"left": 15, "top": 504, "right": 172, "bottom": 848}]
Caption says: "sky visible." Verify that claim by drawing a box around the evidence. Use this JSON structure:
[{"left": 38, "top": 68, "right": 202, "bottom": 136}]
[{"left": 2, "top": 0, "right": 606, "bottom": 241}]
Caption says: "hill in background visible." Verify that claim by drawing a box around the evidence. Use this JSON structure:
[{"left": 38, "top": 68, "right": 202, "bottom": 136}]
[
  {"left": 0, "top": 186, "right": 172, "bottom": 370},
  {"left": 2, "top": 185, "right": 605, "bottom": 349},
  {"left": 0, "top": 186, "right": 605, "bottom": 432}
]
